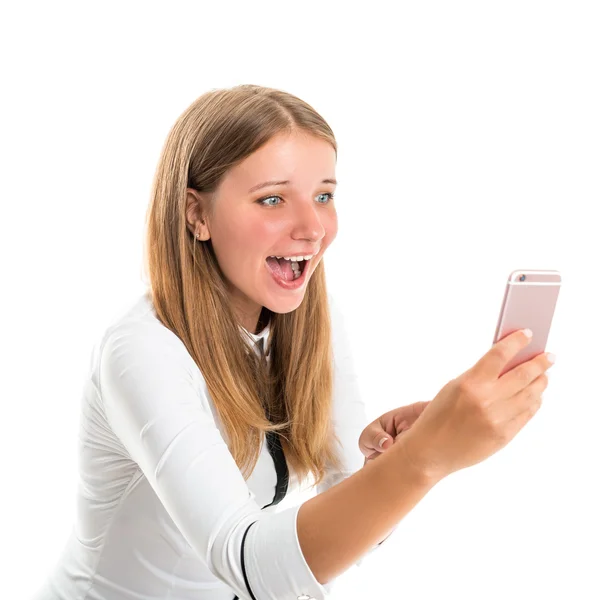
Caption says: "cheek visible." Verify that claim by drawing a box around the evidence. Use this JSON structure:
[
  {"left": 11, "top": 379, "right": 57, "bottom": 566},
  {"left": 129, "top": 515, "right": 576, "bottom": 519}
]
[
  {"left": 218, "top": 217, "right": 270, "bottom": 273},
  {"left": 209, "top": 222, "right": 244, "bottom": 269},
  {"left": 323, "top": 211, "right": 339, "bottom": 246}
]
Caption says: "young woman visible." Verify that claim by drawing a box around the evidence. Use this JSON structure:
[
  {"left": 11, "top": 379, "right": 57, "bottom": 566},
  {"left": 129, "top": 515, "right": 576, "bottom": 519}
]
[{"left": 33, "top": 84, "right": 553, "bottom": 600}]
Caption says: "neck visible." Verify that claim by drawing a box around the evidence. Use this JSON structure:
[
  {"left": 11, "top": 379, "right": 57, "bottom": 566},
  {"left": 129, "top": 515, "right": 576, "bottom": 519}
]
[{"left": 253, "top": 307, "right": 270, "bottom": 335}]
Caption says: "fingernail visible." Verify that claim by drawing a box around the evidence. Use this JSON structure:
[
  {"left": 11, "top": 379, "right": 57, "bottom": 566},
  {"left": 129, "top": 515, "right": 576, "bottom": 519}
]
[
  {"left": 379, "top": 437, "right": 389, "bottom": 448},
  {"left": 523, "top": 328, "right": 533, "bottom": 338},
  {"left": 546, "top": 352, "right": 555, "bottom": 364}
]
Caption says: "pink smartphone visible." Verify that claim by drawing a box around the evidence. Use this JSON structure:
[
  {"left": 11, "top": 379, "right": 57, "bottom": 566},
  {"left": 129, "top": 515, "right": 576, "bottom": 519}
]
[{"left": 492, "top": 269, "right": 561, "bottom": 377}]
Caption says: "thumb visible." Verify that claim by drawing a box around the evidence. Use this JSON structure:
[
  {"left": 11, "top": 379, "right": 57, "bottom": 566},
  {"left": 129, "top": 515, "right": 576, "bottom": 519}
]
[
  {"left": 374, "top": 432, "right": 393, "bottom": 452},
  {"left": 360, "top": 423, "right": 396, "bottom": 460}
]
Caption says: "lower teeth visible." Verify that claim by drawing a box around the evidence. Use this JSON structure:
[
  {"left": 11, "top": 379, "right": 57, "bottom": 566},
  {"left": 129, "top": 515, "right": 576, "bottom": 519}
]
[{"left": 292, "top": 260, "right": 301, "bottom": 280}]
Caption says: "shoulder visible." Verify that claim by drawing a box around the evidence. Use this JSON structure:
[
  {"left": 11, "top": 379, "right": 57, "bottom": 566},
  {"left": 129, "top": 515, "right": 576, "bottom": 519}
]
[
  {"left": 94, "top": 294, "right": 215, "bottom": 421},
  {"left": 95, "top": 292, "right": 198, "bottom": 377}
]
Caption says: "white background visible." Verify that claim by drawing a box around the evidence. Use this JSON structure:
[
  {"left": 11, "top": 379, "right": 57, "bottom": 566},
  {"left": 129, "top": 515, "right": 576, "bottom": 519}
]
[{"left": 1, "top": 1, "right": 599, "bottom": 598}]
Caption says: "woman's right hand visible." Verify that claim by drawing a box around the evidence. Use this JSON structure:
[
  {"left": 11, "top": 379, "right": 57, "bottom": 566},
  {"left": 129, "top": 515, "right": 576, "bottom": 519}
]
[{"left": 397, "top": 329, "right": 555, "bottom": 482}]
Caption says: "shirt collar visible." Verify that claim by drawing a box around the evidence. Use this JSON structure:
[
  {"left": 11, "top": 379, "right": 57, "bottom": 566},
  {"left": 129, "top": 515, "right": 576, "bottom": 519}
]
[
  {"left": 239, "top": 321, "right": 271, "bottom": 358},
  {"left": 142, "top": 290, "right": 272, "bottom": 357}
]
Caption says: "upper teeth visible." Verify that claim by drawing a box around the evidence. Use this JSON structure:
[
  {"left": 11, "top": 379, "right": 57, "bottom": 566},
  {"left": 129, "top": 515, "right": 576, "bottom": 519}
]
[{"left": 272, "top": 254, "right": 314, "bottom": 262}]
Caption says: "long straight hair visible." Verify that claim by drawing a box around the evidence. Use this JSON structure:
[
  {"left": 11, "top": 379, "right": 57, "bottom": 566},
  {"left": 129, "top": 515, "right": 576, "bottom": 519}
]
[{"left": 143, "top": 84, "right": 344, "bottom": 487}]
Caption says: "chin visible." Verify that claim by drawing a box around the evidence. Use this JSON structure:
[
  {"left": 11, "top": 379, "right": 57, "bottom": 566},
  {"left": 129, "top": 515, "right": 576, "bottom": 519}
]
[{"left": 262, "top": 295, "right": 305, "bottom": 315}]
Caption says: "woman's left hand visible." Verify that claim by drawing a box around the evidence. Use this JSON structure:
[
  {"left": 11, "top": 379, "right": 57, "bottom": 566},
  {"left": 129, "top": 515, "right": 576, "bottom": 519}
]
[{"left": 359, "top": 401, "right": 431, "bottom": 465}]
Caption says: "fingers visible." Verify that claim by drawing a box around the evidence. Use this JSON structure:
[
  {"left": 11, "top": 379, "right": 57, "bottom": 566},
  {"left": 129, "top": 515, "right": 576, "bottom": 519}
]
[
  {"left": 410, "top": 401, "right": 430, "bottom": 419},
  {"left": 470, "top": 329, "right": 533, "bottom": 382},
  {"left": 503, "top": 372, "right": 549, "bottom": 439},
  {"left": 378, "top": 421, "right": 410, "bottom": 450},
  {"left": 496, "top": 350, "right": 555, "bottom": 399}
]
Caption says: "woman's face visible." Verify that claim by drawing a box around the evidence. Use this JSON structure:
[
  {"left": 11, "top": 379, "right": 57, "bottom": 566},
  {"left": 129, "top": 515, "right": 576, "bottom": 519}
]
[{"left": 188, "top": 130, "right": 338, "bottom": 333}]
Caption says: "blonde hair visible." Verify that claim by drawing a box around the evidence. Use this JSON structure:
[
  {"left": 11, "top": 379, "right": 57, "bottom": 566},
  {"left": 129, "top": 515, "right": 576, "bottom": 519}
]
[{"left": 143, "top": 84, "right": 344, "bottom": 488}]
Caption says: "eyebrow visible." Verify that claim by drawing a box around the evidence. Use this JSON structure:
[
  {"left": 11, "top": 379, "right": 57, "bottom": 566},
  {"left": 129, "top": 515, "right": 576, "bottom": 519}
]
[{"left": 248, "top": 178, "right": 337, "bottom": 194}]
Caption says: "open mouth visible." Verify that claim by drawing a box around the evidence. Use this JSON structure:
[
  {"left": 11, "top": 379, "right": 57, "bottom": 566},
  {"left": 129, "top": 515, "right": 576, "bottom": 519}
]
[{"left": 265, "top": 256, "right": 310, "bottom": 282}]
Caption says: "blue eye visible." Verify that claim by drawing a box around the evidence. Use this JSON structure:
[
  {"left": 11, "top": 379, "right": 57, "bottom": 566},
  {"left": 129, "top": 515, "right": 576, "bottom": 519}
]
[
  {"left": 257, "top": 192, "right": 335, "bottom": 207},
  {"left": 259, "top": 196, "right": 282, "bottom": 207},
  {"left": 317, "top": 192, "right": 334, "bottom": 204}
]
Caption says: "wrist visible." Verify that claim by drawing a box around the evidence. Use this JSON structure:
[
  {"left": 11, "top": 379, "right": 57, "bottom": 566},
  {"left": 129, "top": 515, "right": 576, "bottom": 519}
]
[{"left": 392, "top": 433, "right": 446, "bottom": 487}]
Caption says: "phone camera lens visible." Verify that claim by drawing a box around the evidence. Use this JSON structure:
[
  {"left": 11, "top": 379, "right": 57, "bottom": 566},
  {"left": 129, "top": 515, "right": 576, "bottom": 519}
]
[{"left": 519, "top": 274, "right": 526, "bottom": 281}]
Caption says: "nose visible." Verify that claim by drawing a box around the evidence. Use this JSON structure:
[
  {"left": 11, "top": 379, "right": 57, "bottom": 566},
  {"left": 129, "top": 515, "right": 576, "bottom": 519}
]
[{"left": 290, "top": 199, "right": 327, "bottom": 244}]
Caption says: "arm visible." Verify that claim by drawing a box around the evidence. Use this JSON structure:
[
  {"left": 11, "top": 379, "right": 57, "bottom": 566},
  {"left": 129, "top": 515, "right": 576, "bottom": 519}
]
[
  {"left": 305, "top": 295, "right": 426, "bottom": 577},
  {"left": 99, "top": 319, "right": 334, "bottom": 600},
  {"left": 298, "top": 440, "right": 437, "bottom": 585},
  {"left": 363, "top": 457, "right": 396, "bottom": 548}
]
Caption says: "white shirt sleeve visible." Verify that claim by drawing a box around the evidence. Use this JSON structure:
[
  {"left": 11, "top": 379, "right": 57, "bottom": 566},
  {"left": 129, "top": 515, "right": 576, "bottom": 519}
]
[
  {"left": 99, "top": 318, "right": 332, "bottom": 600},
  {"left": 318, "top": 295, "right": 398, "bottom": 568}
]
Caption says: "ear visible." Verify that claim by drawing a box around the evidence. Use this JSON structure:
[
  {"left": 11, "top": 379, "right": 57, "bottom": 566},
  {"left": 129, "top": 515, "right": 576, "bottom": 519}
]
[{"left": 186, "top": 188, "right": 211, "bottom": 241}]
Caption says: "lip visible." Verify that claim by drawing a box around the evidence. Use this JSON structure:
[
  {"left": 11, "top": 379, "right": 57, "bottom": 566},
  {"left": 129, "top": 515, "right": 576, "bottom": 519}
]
[
  {"left": 265, "top": 256, "right": 312, "bottom": 290},
  {"left": 267, "top": 247, "right": 320, "bottom": 260}
]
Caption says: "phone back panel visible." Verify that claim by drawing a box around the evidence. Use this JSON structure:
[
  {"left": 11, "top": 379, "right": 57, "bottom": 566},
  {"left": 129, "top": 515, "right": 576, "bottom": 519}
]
[{"left": 493, "top": 270, "right": 561, "bottom": 377}]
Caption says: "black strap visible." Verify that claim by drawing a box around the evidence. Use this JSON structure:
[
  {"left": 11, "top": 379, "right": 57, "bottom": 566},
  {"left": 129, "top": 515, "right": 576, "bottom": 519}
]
[
  {"left": 236, "top": 521, "right": 259, "bottom": 600},
  {"left": 257, "top": 337, "right": 289, "bottom": 509},
  {"left": 233, "top": 343, "right": 289, "bottom": 599}
]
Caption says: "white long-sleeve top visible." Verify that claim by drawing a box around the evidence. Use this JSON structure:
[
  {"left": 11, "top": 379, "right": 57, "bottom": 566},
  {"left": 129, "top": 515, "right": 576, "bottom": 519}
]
[{"left": 32, "top": 290, "right": 395, "bottom": 600}]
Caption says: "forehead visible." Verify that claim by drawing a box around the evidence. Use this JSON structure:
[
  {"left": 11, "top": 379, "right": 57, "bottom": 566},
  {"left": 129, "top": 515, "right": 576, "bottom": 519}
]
[{"left": 222, "top": 132, "right": 336, "bottom": 189}]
